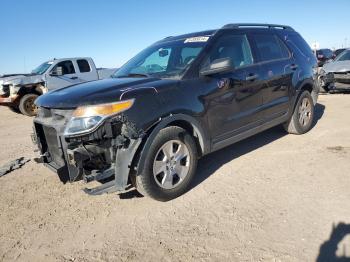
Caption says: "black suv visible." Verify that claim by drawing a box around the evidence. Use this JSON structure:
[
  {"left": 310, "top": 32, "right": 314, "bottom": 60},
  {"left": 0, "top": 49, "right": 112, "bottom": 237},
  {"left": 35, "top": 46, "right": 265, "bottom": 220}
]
[
  {"left": 316, "top": 48, "right": 334, "bottom": 66},
  {"left": 33, "top": 23, "right": 318, "bottom": 201}
]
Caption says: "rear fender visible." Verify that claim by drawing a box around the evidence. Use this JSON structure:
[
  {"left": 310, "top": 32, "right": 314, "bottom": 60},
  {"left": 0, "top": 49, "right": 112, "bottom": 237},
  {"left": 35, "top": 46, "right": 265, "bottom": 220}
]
[{"left": 294, "top": 78, "right": 318, "bottom": 106}]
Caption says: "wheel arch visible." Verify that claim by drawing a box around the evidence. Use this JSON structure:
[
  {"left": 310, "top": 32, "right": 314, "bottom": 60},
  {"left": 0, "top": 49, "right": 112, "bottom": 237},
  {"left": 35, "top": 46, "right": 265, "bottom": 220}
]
[
  {"left": 295, "top": 78, "right": 318, "bottom": 106},
  {"left": 131, "top": 114, "right": 210, "bottom": 176},
  {"left": 300, "top": 82, "right": 313, "bottom": 93},
  {"left": 17, "top": 83, "right": 46, "bottom": 97}
]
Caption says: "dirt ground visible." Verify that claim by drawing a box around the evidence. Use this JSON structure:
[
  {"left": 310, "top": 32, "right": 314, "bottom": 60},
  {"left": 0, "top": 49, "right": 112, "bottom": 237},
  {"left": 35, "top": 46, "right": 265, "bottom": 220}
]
[{"left": 0, "top": 94, "right": 350, "bottom": 262}]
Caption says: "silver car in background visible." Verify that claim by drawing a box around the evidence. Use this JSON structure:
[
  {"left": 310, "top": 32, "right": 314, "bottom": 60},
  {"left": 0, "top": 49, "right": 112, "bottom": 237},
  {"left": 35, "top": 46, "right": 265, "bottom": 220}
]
[{"left": 319, "top": 49, "right": 350, "bottom": 92}]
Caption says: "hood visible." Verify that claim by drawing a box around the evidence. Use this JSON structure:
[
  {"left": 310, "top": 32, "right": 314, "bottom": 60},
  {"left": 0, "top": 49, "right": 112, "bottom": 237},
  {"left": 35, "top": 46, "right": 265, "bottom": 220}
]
[
  {"left": 323, "top": 61, "right": 350, "bottom": 73},
  {"left": 0, "top": 74, "right": 28, "bottom": 85},
  {"left": 0, "top": 75, "right": 30, "bottom": 95},
  {"left": 35, "top": 77, "right": 173, "bottom": 109},
  {"left": 6, "top": 74, "right": 45, "bottom": 86}
]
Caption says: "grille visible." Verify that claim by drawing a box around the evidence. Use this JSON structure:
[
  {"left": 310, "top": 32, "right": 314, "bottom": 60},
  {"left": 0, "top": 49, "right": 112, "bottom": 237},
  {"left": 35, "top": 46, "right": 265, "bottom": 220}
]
[
  {"left": 334, "top": 72, "right": 350, "bottom": 84},
  {"left": 35, "top": 108, "right": 74, "bottom": 168},
  {"left": 42, "top": 126, "right": 65, "bottom": 167},
  {"left": 1, "top": 85, "right": 10, "bottom": 96}
]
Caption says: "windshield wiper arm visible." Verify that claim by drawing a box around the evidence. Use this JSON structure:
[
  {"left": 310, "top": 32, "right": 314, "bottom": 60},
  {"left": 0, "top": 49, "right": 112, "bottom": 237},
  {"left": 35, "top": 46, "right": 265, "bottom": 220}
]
[{"left": 116, "top": 73, "right": 150, "bottom": 78}]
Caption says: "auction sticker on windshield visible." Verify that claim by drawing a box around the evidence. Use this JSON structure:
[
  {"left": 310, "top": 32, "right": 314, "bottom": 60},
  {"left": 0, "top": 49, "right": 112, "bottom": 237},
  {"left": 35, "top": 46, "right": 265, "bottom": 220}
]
[{"left": 184, "top": 36, "right": 209, "bottom": 43}]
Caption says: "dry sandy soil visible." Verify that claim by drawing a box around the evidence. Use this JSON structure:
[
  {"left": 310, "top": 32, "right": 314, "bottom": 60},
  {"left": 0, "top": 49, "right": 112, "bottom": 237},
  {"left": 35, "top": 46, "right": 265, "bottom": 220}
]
[{"left": 0, "top": 94, "right": 350, "bottom": 262}]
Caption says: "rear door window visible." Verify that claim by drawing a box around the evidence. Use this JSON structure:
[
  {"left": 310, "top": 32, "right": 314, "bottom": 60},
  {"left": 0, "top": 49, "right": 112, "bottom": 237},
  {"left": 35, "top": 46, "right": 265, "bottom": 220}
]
[
  {"left": 253, "top": 34, "right": 290, "bottom": 62},
  {"left": 77, "top": 59, "right": 91, "bottom": 73}
]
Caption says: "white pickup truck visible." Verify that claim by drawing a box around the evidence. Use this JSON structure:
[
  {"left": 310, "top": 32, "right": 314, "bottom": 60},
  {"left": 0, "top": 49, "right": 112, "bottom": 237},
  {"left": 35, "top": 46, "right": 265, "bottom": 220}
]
[{"left": 0, "top": 57, "right": 117, "bottom": 116}]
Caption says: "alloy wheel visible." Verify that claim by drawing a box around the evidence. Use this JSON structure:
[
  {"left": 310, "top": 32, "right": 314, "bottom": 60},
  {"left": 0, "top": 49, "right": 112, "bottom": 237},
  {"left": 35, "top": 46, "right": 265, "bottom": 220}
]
[
  {"left": 298, "top": 97, "right": 312, "bottom": 126},
  {"left": 152, "top": 139, "right": 190, "bottom": 190}
]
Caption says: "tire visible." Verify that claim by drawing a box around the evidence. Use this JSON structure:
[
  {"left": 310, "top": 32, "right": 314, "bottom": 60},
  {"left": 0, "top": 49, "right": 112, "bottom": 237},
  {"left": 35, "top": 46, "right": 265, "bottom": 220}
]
[
  {"left": 19, "top": 94, "right": 39, "bottom": 116},
  {"left": 135, "top": 126, "right": 198, "bottom": 201},
  {"left": 284, "top": 91, "right": 315, "bottom": 135}
]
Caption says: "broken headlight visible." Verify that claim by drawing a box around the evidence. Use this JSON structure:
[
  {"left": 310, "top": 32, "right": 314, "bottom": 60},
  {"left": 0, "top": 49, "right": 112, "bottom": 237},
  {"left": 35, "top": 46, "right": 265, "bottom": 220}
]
[{"left": 64, "top": 99, "right": 134, "bottom": 137}]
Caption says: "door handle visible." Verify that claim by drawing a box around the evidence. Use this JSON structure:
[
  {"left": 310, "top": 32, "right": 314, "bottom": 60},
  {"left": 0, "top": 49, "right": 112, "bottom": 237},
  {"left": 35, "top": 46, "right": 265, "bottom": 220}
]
[
  {"left": 246, "top": 74, "right": 258, "bottom": 81},
  {"left": 70, "top": 76, "right": 78, "bottom": 80},
  {"left": 290, "top": 64, "right": 298, "bottom": 70}
]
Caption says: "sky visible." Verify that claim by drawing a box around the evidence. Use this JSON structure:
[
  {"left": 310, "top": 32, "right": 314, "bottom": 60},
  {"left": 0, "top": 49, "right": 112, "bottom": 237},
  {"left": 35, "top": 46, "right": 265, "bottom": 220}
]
[{"left": 0, "top": 0, "right": 349, "bottom": 74}]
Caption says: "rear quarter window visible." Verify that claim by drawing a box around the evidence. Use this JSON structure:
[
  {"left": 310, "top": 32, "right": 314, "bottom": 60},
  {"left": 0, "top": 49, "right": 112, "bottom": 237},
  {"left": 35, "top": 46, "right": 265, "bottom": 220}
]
[
  {"left": 77, "top": 59, "right": 91, "bottom": 73},
  {"left": 288, "top": 33, "right": 314, "bottom": 58}
]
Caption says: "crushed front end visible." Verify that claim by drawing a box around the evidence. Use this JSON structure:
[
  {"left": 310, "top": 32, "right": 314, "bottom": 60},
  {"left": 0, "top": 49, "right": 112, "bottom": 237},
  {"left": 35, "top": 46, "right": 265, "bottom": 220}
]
[
  {"left": 332, "top": 71, "right": 350, "bottom": 90},
  {"left": 32, "top": 105, "right": 143, "bottom": 195},
  {"left": 0, "top": 82, "right": 19, "bottom": 105},
  {"left": 319, "top": 69, "right": 350, "bottom": 92}
]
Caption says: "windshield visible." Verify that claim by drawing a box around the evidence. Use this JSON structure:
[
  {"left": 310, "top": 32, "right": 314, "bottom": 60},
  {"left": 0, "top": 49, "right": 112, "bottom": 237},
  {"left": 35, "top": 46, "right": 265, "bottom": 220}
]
[
  {"left": 335, "top": 50, "right": 350, "bottom": 61},
  {"left": 113, "top": 37, "right": 209, "bottom": 79},
  {"left": 31, "top": 61, "right": 53, "bottom": 75}
]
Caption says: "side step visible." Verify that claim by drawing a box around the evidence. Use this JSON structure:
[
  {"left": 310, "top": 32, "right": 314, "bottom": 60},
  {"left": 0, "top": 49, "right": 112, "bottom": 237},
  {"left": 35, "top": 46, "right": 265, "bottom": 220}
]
[
  {"left": 83, "top": 180, "right": 118, "bottom": 195},
  {"left": 83, "top": 167, "right": 115, "bottom": 183}
]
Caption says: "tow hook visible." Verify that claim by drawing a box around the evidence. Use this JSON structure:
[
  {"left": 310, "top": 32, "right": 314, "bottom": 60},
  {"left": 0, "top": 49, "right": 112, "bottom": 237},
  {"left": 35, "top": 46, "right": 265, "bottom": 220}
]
[{"left": 34, "top": 152, "right": 50, "bottom": 163}]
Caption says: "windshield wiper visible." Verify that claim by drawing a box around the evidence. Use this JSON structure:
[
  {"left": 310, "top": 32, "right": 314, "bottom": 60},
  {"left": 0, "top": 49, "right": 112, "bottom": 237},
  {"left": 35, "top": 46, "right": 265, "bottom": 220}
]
[{"left": 116, "top": 73, "right": 150, "bottom": 78}]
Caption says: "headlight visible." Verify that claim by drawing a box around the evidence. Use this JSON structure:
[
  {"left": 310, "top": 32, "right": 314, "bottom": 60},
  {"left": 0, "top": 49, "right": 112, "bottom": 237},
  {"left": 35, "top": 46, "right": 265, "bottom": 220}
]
[{"left": 64, "top": 99, "right": 134, "bottom": 136}]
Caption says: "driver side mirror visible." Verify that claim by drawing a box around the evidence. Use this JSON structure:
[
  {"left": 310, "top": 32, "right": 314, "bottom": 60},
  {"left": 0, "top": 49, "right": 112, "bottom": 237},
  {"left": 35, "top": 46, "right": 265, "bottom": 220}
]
[
  {"left": 50, "top": 66, "right": 63, "bottom": 76},
  {"left": 200, "top": 58, "right": 234, "bottom": 76}
]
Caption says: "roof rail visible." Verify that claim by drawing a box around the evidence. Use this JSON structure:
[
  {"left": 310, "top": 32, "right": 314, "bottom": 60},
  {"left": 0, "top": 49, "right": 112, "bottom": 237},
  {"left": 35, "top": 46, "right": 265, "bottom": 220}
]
[{"left": 222, "top": 23, "right": 294, "bottom": 31}]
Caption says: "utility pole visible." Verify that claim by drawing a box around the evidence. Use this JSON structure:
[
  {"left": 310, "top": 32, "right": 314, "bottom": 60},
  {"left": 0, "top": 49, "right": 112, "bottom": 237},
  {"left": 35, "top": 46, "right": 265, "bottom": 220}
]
[{"left": 23, "top": 56, "right": 27, "bottom": 73}]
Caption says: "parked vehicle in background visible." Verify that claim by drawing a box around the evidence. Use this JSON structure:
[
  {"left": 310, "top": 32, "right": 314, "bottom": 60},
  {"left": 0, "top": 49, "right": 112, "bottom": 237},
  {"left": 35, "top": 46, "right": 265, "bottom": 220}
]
[
  {"left": 316, "top": 49, "right": 334, "bottom": 67},
  {"left": 0, "top": 57, "right": 116, "bottom": 116},
  {"left": 32, "top": 23, "right": 318, "bottom": 201},
  {"left": 319, "top": 49, "right": 350, "bottom": 92},
  {"left": 334, "top": 48, "right": 347, "bottom": 58}
]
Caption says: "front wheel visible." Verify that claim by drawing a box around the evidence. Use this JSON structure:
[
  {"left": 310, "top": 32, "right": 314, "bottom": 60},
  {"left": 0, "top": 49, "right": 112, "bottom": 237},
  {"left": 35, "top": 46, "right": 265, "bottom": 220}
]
[
  {"left": 135, "top": 126, "right": 198, "bottom": 201},
  {"left": 284, "top": 91, "right": 315, "bottom": 135},
  {"left": 19, "top": 93, "right": 39, "bottom": 116}
]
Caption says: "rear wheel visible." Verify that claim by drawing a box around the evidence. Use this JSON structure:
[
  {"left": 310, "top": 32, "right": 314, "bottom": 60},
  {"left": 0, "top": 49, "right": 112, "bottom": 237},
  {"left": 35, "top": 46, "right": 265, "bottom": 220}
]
[
  {"left": 135, "top": 126, "right": 198, "bottom": 201},
  {"left": 19, "top": 93, "right": 39, "bottom": 116},
  {"left": 284, "top": 91, "right": 314, "bottom": 135}
]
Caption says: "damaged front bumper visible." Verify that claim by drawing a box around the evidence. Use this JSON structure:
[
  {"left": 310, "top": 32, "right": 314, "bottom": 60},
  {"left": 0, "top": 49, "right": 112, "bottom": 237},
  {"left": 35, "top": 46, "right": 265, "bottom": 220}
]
[
  {"left": 0, "top": 95, "right": 18, "bottom": 105},
  {"left": 0, "top": 83, "right": 19, "bottom": 105},
  {"left": 32, "top": 107, "right": 143, "bottom": 195},
  {"left": 320, "top": 71, "right": 350, "bottom": 91},
  {"left": 332, "top": 72, "right": 350, "bottom": 90}
]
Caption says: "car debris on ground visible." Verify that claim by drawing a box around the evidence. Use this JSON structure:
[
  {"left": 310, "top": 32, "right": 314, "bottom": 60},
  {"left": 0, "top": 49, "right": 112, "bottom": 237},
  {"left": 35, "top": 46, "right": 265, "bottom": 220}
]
[{"left": 0, "top": 157, "right": 31, "bottom": 177}]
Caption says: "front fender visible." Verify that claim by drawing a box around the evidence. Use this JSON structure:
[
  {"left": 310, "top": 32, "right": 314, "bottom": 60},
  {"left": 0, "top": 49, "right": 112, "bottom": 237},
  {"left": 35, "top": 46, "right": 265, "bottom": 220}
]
[{"left": 134, "top": 113, "right": 210, "bottom": 175}]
